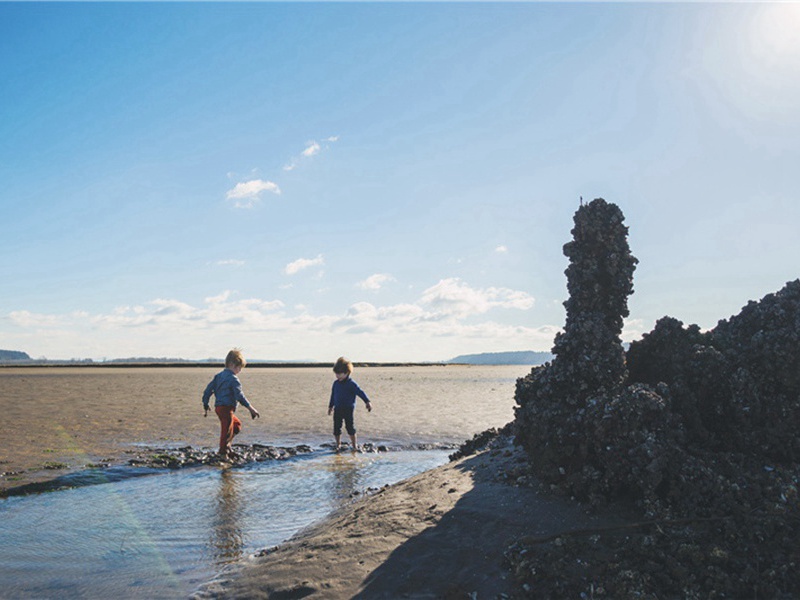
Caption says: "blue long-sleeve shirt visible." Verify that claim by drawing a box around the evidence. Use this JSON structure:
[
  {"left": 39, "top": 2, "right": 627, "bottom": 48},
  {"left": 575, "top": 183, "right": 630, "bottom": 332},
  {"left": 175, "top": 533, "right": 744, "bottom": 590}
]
[
  {"left": 202, "top": 368, "right": 252, "bottom": 410},
  {"left": 329, "top": 377, "right": 370, "bottom": 410}
]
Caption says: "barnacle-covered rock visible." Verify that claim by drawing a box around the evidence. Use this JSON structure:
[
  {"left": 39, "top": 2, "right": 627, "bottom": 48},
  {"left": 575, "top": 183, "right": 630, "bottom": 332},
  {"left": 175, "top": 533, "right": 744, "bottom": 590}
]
[
  {"left": 552, "top": 198, "right": 637, "bottom": 399},
  {"left": 627, "top": 281, "right": 800, "bottom": 463},
  {"left": 508, "top": 197, "right": 800, "bottom": 597},
  {"left": 515, "top": 198, "right": 642, "bottom": 490}
]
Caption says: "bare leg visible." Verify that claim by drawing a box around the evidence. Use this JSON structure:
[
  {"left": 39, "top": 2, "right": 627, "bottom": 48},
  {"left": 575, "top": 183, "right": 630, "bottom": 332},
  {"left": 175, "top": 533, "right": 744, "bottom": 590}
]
[
  {"left": 349, "top": 434, "right": 359, "bottom": 452},
  {"left": 334, "top": 434, "right": 341, "bottom": 451}
]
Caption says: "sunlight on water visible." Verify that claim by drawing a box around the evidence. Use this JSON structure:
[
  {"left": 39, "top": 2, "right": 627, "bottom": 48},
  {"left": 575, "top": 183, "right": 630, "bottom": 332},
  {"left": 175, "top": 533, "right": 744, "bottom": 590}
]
[{"left": 0, "top": 450, "right": 450, "bottom": 599}]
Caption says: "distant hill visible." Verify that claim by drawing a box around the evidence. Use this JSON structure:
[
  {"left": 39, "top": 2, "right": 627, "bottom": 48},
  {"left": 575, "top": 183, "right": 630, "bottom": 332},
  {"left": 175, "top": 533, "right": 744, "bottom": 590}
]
[
  {"left": 445, "top": 351, "right": 553, "bottom": 365},
  {"left": 0, "top": 349, "right": 31, "bottom": 361}
]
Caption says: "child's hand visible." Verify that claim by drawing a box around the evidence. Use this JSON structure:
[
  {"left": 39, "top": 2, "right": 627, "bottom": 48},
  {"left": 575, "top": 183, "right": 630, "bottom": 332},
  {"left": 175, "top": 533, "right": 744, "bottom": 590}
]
[
  {"left": 250, "top": 407, "right": 260, "bottom": 420},
  {"left": 328, "top": 406, "right": 333, "bottom": 416},
  {"left": 204, "top": 407, "right": 209, "bottom": 418},
  {"left": 366, "top": 401, "right": 372, "bottom": 413}
]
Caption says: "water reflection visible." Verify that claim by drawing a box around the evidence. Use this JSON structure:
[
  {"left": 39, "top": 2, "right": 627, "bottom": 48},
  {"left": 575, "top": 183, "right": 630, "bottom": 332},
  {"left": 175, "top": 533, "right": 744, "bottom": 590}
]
[
  {"left": 0, "top": 450, "right": 451, "bottom": 599},
  {"left": 210, "top": 469, "right": 244, "bottom": 564},
  {"left": 329, "top": 454, "right": 363, "bottom": 500}
]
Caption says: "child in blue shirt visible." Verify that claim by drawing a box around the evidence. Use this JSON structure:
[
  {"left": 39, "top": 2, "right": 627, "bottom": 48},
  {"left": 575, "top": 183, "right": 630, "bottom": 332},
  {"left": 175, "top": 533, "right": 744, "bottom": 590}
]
[
  {"left": 327, "top": 356, "right": 372, "bottom": 452},
  {"left": 202, "top": 349, "right": 260, "bottom": 458}
]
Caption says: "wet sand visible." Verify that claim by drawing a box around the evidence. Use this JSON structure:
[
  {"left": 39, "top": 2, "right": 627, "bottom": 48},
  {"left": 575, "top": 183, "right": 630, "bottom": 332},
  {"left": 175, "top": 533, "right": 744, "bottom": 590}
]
[
  {"left": 1, "top": 367, "right": 224, "bottom": 494},
  {"left": 192, "top": 435, "right": 617, "bottom": 599},
  {"left": 1, "top": 364, "right": 526, "bottom": 495}
]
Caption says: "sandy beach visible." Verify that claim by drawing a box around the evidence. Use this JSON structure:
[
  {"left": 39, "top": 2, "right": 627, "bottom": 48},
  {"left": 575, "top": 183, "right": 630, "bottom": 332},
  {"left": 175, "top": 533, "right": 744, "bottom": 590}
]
[
  {"left": 0, "top": 364, "right": 526, "bottom": 496},
  {"left": 192, "top": 434, "right": 617, "bottom": 599}
]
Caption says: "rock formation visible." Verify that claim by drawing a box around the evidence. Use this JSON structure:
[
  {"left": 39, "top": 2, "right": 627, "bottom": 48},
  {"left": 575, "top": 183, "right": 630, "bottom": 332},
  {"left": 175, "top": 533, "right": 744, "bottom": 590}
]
[
  {"left": 514, "top": 197, "right": 645, "bottom": 496},
  {"left": 510, "top": 198, "right": 800, "bottom": 597}
]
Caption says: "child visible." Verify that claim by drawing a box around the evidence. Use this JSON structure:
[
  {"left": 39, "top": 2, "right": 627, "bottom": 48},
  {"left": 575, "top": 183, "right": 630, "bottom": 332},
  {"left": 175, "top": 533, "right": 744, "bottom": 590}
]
[
  {"left": 327, "top": 356, "right": 372, "bottom": 452},
  {"left": 202, "top": 349, "right": 260, "bottom": 458}
]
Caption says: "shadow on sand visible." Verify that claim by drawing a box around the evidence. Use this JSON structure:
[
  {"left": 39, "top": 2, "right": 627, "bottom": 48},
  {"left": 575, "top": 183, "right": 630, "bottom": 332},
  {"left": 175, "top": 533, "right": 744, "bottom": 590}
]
[{"left": 352, "top": 452, "right": 622, "bottom": 599}]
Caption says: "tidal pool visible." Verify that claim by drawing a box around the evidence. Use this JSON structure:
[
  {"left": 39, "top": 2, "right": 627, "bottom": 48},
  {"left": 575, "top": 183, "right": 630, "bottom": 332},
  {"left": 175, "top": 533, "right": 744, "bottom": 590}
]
[{"left": 0, "top": 449, "right": 450, "bottom": 599}]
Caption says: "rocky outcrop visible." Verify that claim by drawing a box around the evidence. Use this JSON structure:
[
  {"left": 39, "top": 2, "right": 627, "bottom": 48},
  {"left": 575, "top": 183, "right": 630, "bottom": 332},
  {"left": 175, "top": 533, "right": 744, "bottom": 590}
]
[
  {"left": 510, "top": 198, "right": 800, "bottom": 597},
  {"left": 514, "top": 198, "right": 641, "bottom": 495},
  {"left": 627, "top": 282, "right": 800, "bottom": 463}
]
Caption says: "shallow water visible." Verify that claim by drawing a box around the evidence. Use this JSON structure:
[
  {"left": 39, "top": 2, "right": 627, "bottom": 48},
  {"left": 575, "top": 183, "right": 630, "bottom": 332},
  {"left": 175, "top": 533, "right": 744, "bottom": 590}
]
[
  {"left": 0, "top": 449, "right": 451, "bottom": 599},
  {"left": 0, "top": 365, "right": 534, "bottom": 599}
]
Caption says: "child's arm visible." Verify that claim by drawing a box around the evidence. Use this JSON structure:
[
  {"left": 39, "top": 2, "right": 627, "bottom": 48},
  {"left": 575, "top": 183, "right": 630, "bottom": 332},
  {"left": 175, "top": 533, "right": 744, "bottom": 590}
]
[
  {"left": 354, "top": 381, "right": 372, "bottom": 412},
  {"left": 231, "top": 375, "right": 258, "bottom": 418},
  {"left": 202, "top": 378, "right": 215, "bottom": 417}
]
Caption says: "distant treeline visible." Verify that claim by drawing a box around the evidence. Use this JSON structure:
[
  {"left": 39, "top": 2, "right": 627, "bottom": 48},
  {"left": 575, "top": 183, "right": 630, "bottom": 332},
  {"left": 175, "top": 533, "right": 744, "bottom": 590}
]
[{"left": 0, "top": 356, "right": 443, "bottom": 369}]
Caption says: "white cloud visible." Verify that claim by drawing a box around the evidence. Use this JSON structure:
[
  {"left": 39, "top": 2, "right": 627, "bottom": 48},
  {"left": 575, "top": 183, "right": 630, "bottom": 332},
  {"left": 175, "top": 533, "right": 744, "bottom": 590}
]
[
  {"left": 333, "top": 301, "right": 421, "bottom": 335},
  {"left": 622, "top": 318, "right": 649, "bottom": 344},
  {"left": 213, "top": 259, "right": 245, "bottom": 267},
  {"left": 285, "top": 136, "right": 339, "bottom": 171},
  {"left": 9, "top": 310, "right": 82, "bottom": 328},
  {"left": 302, "top": 141, "right": 321, "bottom": 157},
  {"left": 88, "top": 294, "right": 287, "bottom": 330},
  {"left": 205, "top": 290, "right": 232, "bottom": 304},
  {"left": 225, "top": 179, "right": 281, "bottom": 208},
  {"left": 327, "top": 294, "right": 550, "bottom": 354},
  {"left": 4, "top": 276, "right": 547, "bottom": 361},
  {"left": 284, "top": 254, "right": 325, "bottom": 275},
  {"left": 150, "top": 298, "right": 195, "bottom": 318},
  {"left": 357, "top": 273, "right": 395, "bottom": 290},
  {"left": 330, "top": 278, "right": 535, "bottom": 339},
  {"left": 420, "top": 278, "right": 534, "bottom": 319},
  {"left": 495, "top": 245, "right": 508, "bottom": 253}
]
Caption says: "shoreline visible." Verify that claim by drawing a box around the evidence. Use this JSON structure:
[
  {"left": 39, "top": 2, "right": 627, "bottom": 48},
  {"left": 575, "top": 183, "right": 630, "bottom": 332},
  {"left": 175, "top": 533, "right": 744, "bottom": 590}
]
[
  {"left": 192, "top": 433, "right": 622, "bottom": 599},
  {"left": 0, "top": 440, "right": 461, "bottom": 498},
  {"left": 0, "top": 361, "right": 463, "bottom": 369}
]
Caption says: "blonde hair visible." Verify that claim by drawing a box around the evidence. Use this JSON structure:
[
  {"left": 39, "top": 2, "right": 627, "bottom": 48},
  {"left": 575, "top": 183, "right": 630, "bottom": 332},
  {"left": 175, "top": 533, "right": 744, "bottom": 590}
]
[
  {"left": 333, "top": 356, "right": 353, "bottom": 375},
  {"left": 225, "top": 348, "right": 246, "bottom": 370}
]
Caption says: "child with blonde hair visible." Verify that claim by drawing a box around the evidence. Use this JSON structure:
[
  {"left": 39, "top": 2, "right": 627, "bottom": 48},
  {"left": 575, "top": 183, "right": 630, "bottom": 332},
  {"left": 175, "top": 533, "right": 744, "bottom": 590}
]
[{"left": 202, "top": 349, "right": 260, "bottom": 458}]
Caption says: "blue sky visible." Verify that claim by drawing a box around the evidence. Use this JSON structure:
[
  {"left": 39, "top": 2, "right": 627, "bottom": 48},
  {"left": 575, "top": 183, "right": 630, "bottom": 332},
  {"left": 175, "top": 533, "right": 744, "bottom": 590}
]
[{"left": 2, "top": 2, "right": 799, "bottom": 362}]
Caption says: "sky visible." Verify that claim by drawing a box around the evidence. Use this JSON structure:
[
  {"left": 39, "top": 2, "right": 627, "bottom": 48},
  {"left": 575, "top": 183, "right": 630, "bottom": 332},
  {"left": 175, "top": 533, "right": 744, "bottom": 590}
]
[{"left": 2, "top": 2, "right": 800, "bottom": 363}]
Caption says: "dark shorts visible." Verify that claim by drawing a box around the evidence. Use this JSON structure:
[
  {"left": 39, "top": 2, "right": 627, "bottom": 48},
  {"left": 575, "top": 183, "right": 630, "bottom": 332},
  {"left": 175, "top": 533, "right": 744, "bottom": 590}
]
[{"left": 332, "top": 406, "right": 356, "bottom": 436}]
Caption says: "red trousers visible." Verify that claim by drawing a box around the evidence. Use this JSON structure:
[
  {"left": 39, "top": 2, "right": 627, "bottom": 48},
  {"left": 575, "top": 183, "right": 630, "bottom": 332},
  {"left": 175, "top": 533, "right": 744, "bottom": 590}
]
[{"left": 215, "top": 406, "right": 242, "bottom": 454}]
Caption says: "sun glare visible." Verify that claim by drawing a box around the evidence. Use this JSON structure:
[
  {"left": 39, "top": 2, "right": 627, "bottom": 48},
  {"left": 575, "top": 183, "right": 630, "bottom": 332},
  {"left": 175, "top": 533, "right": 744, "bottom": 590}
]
[
  {"left": 700, "top": 2, "right": 800, "bottom": 122},
  {"left": 751, "top": 3, "right": 800, "bottom": 66}
]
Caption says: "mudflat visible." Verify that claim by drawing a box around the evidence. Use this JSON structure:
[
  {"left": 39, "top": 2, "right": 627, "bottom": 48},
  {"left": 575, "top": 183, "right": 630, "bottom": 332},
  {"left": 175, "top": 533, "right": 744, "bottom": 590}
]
[
  {"left": 0, "top": 364, "right": 526, "bottom": 495},
  {"left": 1, "top": 367, "right": 225, "bottom": 494}
]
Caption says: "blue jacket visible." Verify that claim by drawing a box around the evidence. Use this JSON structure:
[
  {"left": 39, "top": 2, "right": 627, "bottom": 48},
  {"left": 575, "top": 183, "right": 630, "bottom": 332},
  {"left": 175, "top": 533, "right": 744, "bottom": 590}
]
[
  {"left": 202, "top": 368, "right": 252, "bottom": 410},
  {"left": 329, "top": 377, "right": 370, "bottom": 410}
]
